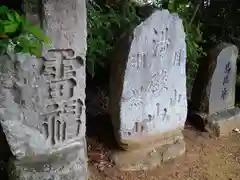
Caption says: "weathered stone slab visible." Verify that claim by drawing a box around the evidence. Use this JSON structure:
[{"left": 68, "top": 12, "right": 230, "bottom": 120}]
[
  {"left": 191, "top": 44, "right": 238, "bottom": 114},
  {"left": 0, "top": 0, "right": 88, "bottom": 179},
  {"left": 206, "top": 108, "right": 240, "bottom": 137},
  {"left": 191, "top": 44, "right": 240, "bottom": 136},
  {"left": 0, "top": 50, "right": 85, "bottom": 158},
  {"left": 112, "top": 129, "right": 185, "bottom": 170},
  {"left": 109, "top": 9, "right": 187, "bottom": 169},
  {"left": 8, "top": 140, "right": 86, "bottom": 180}
]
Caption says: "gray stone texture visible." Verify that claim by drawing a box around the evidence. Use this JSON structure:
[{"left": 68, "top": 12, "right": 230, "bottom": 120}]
[
  {"left": 191, "top": 43, "right": 240, "bottom": 136},
  {"left": 110, "top": 9, "right": 187, "bottom": 144},
  {"left": 206, "top": 108, "right": 240, "bottom": 137},
  {"left": 112, "top": 129, "right": 185, "bottom": 171},
  {"left": 0, "top": 0, "right": 87, "bottom": 179},
  {"left": 191, "top": 44, "right": 238, "bottom": 114},
  {"left": 109, "top": 10, "right": 187, "bottom": 170},
  {"left": 8, "top": 140, "right": 87, "bottom": 180},
  {"left": 23, "top": 0, "right": 41, "bottom": 26}
]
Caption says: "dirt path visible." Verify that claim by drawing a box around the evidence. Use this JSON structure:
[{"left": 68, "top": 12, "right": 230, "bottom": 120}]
[{"left": 88, "top": 126, "right": 240, "bottom": 180}]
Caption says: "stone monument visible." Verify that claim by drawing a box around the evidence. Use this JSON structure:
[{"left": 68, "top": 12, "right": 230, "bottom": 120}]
[
  {"left": 191, "top": 43, "right": 240, "bottom": 136},
  {"left": 0, "top": 0, "right": 87, "bottom": 179},
  {"left": 109, "top": 10, "right": 187, "bottom": 170}
]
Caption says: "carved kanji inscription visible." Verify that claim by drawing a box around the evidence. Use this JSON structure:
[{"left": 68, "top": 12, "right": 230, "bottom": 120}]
[{"left": 40, "top": 49, "right": 84, "bottom": 145}]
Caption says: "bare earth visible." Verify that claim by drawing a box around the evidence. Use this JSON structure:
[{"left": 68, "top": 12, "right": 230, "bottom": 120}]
[{"left": 88, "top": 126, "right": 240, "bottom": 180}]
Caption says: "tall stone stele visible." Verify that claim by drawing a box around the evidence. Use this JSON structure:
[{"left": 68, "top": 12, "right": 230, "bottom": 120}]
[
  {"left": 109, "top": 10, "right": 188, "bottom": 170},
  {"left": 191, "top": 43, "right": 240, "bottom": 137},
  {"left": 0, "top": 0, "right": 88, "bottom": 180}
]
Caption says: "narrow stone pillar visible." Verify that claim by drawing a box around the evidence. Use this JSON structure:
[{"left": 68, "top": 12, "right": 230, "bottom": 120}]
[
  {"left": 0, "top": 0, "right": 88, "bottom": 179},
  {"left": 191, "top": 44, "right": 240, "bottom": 136}
]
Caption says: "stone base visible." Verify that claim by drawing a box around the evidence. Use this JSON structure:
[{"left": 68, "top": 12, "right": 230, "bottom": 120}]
[
  {"left": 8, "top": 141, "right": 88, "bottom": 180},
  {"left": 206, "top": 107, "right": 240, "bottom": 137},
  {"left": 112, "top": 129, "right": 186, "bottom": 171}
]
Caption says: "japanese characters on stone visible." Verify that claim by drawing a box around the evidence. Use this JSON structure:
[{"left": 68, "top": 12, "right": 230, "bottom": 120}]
[{"left": 40, "top": 49, "right": 84, "bottom": 145}]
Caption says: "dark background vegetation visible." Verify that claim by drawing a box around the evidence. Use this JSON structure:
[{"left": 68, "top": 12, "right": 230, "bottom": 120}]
[{"left": 86, "top": 0, "right": 240, "bottom": 116}]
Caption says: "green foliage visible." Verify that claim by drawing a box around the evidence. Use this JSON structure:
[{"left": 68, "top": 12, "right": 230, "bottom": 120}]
[
  {"left": 87, "top": 0, "right": 206, "bottom": 81},
  {"left": 87, "top": 1, "right": 141, "bottom": 77},
  {"left": 199, "top": 2, "right": 240, "bottom": 48},
  {"left": 0, "top": 6, "right": 49, "bottom": 57}
]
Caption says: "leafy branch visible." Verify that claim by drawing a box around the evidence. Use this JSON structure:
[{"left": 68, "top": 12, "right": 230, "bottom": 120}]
[
  {"left": 0, "top": 5, "right": 49, "bottom": 57},
  {"left": 87, "top": 1, "right": 141, "bottom": 77}
]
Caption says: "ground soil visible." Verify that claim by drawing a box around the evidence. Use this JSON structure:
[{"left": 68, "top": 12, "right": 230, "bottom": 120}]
[{"left": 88, "top": 124, "right": 240, "bottom": 180}]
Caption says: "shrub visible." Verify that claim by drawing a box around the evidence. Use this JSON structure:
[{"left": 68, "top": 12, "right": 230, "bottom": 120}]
[
  {"left": 87, "top": 1, "right": 141, "bottom": 77},
  {"left": 0, "top": 5, "right": 49, "bottom": 57},
  {"left": 87, "top": 0, "right": 205, "bottom": 83}
]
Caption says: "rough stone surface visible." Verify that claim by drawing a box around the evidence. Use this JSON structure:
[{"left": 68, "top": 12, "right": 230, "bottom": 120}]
[
  {"left": 110, "top": 9, "right": 187, "bottom": 144},
  {"left": 23, "top": 0, "right": 41, "bottom": 26},
  {"left": 190, "top": 43, "right": 240, "bottom": 136},
  {"left": 8, "top": 140, "right": 87, "bottom": 180},
  {"left": 112, "top": 129, "right": 185, "bottom": 171},
  {"left": 191, "top": 44, "right": 238, "bottom": 114},
  {"left": 206, "top": 107, "right": 240, "bottom": 137},
  {"left": 0, "top": 51, "right": 85, "bottom": 159},
  {"left": 0, "top": 0, "right": 87, "bottom": 179},
  {"left": 42, "top": 0, "right": 87, "bottom": 57}
]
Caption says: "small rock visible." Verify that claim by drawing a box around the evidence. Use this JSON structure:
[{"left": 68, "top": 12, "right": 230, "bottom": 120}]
[
  {"left": 233, "top": 128, "right": 240, "bottom": 134},
  {"left": 148, "top": 148, "right": 157, "bottom": 156}
]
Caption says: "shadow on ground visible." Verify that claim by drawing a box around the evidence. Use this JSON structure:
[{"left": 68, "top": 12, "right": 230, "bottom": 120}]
[
  {"left": 0, "top": 124, "right": 12, "bottom": 180},
  {"left": 89, "top": 123, "right": 240, "bottom": 180}
]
